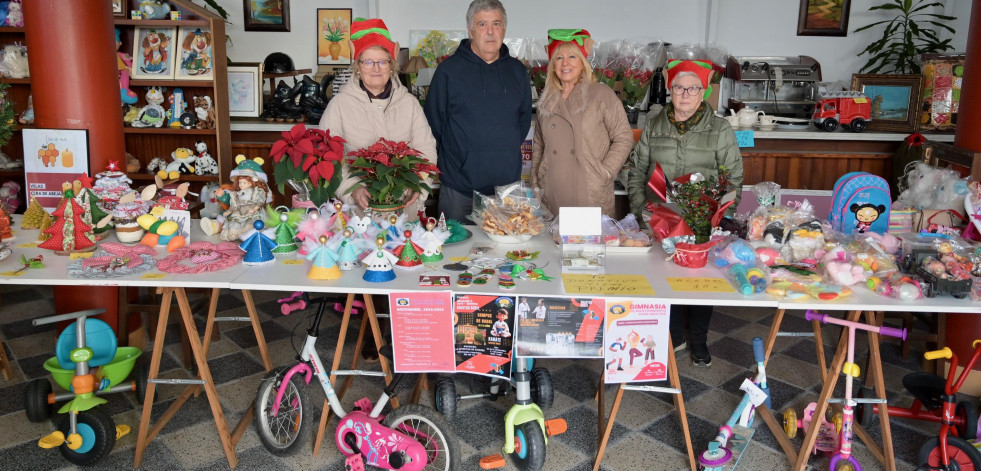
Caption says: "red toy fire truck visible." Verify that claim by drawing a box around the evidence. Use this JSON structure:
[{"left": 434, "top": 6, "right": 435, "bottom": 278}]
[{"left": 812, "top": 91, "right": 871, "bottom": 132}]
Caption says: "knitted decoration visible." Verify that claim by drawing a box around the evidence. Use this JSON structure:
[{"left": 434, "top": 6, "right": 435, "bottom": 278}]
[
  {"left": 363, "top": 235, "right": 398, "bottom": 282},
  {"left": 393, "top": 231, "right": 424, "bottom": 269},
  {"left": 20, "top": 197, "right": 47, "bottom": 229},
  {"left": 157, "top": 241, "right": 244, "bottom": 274},
  {"left": 38, "top": 187, "right": 97, "bottom": 254},
  {"left": 67, "top": 243, "right": 156, "bottom": 278},
  {"left": 240, "top": 220, "right": 278, "bottom": 265},
  {"left": 307, "top": 235, "right": 342, "bottom": 280}
]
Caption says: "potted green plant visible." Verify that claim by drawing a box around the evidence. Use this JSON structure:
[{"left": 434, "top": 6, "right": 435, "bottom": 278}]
[
  {"left": 856, "top": 0, "right": 956, "bottom": 74},
  {"left": 346, "top": 138, "right": 438, "bottom": 212},
  {"left": 269, "top": 123, "right": 347, "bottom": 207}
]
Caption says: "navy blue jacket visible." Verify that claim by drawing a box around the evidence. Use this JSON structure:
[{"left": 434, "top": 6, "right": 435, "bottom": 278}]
[{"left": 424, "top": 39, "right": 532, "bottom": 196}]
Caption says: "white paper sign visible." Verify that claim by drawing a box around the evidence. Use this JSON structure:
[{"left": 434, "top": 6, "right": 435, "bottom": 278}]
[
  {"left": 559, "top": 206, "right": 601, "bottom": 236},
  {"left": 739, "top": 378, "right": 767, "bottom": 407}
]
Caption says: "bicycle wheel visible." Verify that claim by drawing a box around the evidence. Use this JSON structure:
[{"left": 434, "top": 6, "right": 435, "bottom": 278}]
[
  {"left": 530, "top": 368, "right": 553, "bottom": 411},
  {"left": 957, "top": 401, "right": 979, "bottom": 440},
  {"left": 918, "top": 436, "right": 981, "bottom": 470},
  {"left": 509, "top": 420, "right": 547, "bottom": 471},
  {"left": 434, "top": 377, "right": 457, "bottom": 420},
  {"left": 376, "top": 403, "right": 461, "bottom": 471},
  {"left": 253, "top": 366, "right": 309, "bottom": 456},
  {"left": 57, "top": 409, "right": 116, "bottom": 466}
]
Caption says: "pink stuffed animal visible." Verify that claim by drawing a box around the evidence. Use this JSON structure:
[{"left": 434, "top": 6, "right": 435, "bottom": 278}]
[{"left": 825, "top": 260, "right": 867, "bottom": 286}]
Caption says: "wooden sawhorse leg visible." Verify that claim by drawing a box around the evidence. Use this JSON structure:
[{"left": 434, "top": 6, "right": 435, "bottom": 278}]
[
  {"left": 0, "top": 336, "right": 13, "bottom": 380},
  {"left": 594, "top": 336, "right": 696, "bottom": 471},
  {"left": 313, "top": 293, "right": 397, "bottom": 457},
  {"left": 763, "top": 309, "right": 827, "bottom": 379}
]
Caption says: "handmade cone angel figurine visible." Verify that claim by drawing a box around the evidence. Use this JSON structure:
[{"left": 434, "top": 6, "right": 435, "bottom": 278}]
[
  {"left": 307, "top": 235, "right": 342, "bottom": 280},
  {"left": 362, "top": 235, "right": 399, "bottom": 282},
  {"left": 240, "top": 220, "right": 277, "bottom": 265},
  {"left": 265, "top": 206, "right": 303, "bottom": 254},
  {"left": 412, "top": 218, "right": 451, "bottom": 263},
  {"left": 336, "top": 228, "right": 362, "bottom": 271},
  {"left": 393, "top": 230, "right": 425, "bottom": 269}
]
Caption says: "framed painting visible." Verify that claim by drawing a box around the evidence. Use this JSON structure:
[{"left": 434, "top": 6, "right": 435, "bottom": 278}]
[
  {"left": 112, "top": 0, "right": 124, "bottom": 17},
  {"left": 176, "top": 27, "right": 215, "bottom": 81},
  {"left": 244, "top": 0, "right": 290, "bottom": 32},
  {"left": 797, "top": 0, "right": 851, "bottom": 36},
  {"left": 851, "top": 74, "right": 924, "bottom": 132},
  {"left": 227, "top": 63, "right": 263, "bottom": 117},
  {"left": 317, "top": 8, "right": 352, "bottom": 65},
  {"left": 131, "top": 27, "right": 177, "bottom": 80}
]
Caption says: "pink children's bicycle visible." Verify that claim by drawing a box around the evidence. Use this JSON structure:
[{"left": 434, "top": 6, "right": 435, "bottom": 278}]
[{"left": 253, "top": 293, "right": 461, "bottom": 470}]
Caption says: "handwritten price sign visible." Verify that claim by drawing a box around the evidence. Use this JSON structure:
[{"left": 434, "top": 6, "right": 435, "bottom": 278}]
[
  {"left": 666, "top": 277, "right": 735, "bottom": 293},
  {"left": 561, "top": 274, "right": 655, "bottom": 296}
]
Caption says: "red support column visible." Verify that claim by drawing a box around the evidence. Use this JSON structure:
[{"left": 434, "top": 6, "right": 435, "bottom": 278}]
[
  {"left": 947, "top": 0, "right": 981, "bottom": 374},
  {"left": 24, "top": 2, "right": 125, "bottom": 338}
]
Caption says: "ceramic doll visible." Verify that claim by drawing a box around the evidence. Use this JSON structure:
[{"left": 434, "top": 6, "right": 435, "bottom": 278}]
[
  {"left": 216, "top": 156, "right": 270, "bottom": 241},
  {"left": 307, "top": 235, "right": 342, "bottom": 280},
  {"left": 362, "top": 235, "right": 399, "bottom": 282}
]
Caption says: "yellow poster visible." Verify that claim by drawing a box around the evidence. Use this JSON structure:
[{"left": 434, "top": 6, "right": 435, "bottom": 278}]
[
  {"left": 665, "top": 277, "right": 736, "bottom": 293},
  {"left": 561, "top": 274, "right": 655, "bottom": 296}
]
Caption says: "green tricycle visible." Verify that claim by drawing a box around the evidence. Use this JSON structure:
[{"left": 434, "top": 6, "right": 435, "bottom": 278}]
[{"left": 23, "top": 308, "right": 149, "bottom": 466}]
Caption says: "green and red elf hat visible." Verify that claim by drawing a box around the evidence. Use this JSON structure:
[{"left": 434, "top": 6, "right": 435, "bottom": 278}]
[
  {"left": 350, "top": 18, "right": 397, "bottom": 60},
  {"left": 546, "top": 29, "right": 592, "bottom": 60},
  {"left": 666, "top": 59, "right": 714, "bottom": 99}
]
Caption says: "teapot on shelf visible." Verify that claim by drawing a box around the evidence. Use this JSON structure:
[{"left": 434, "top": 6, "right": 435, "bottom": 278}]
[{"left": 730, "top": 107, "right": 764, "bottom": 128}]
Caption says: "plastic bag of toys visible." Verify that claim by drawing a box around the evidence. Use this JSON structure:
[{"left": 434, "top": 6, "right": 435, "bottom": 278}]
[{"left": 709, "top": 236, "right": 770, "bottom": 295}]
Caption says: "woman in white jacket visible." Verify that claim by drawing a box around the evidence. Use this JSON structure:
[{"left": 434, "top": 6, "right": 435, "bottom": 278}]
[{"left": 319, "top": 17, "right": 437, "bottom": 219}]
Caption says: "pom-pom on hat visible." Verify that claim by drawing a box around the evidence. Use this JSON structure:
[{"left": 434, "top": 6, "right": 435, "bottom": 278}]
[
  {"left": 230, "top": 154, "right": 267, "bottom": 183},
  {"left": 666, "top": 59, "right": 714, "bottom": 100},
  {"left": 546, "top": 29, "right": 592, "bottom": 60},
  {"left": 350, "top": 18, "right": 397, "bottom": 61}
]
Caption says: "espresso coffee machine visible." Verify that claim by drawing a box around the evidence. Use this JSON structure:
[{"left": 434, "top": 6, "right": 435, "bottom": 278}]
[{"left": 725, "top": 55, "right": 822, "bottom": 119}]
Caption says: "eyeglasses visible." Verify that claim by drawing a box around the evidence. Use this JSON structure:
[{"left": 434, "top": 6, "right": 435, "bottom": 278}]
[
  {"left": 359, "top": 59, "right": 392, "bottom": 69},
  {"left": 671, "top": 85, "right": 704, "bottom": 96}
]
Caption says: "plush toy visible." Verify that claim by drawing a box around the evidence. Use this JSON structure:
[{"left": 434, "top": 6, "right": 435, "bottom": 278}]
[
  {"left": 125, "top": 153, "right": 141, "bottom": 173},
  {"left": 158, "top": 147, "right": 197, "bottom": 180},
  {"left": 0, "top": 180, "right": 20, "bottom": 213},
  {"left": 0, "top": 2, "right": 9, "bottom": 26},
  {"left": 193, "top": 95, "right": 216, "bottom": 129},
  {"left": 194, "top": 147, "right": 218, "bottom": 176},
  {"left": 934, "top": 170, "right": 969, "bottom": 213},
  {"left": 146, "top": 157, "right": 167, "bottom": 174},
  {"left": 138, "top": 0, "right": 171, "bottom": 20},
  {"left": 896, "top": 162, "right": 942, "bottom": 210},
  {"left": 0, "top": 43, "right": 28, "bottom": 79},
  {"left": 132, "top": 87, "right": 166, "bottom": 128},
  {"left": 116, "top": 29, "right": 138, "bottom": 105},
  {"left": 199, "top": 182, "right": 221, "bottom": 219},
  {"left": 825, "top": 260, "right": 867, "bottom": 286},
  {"left": 5, "top": 0, "right": 21, "bottom": 27},
  {"left": 166, "top": 88, "right": 187, "bottom": 128},
  {"left": 122, "top": 104, "right": 141, "bottom": 125},
  {"left": 755, "top": 246, "right": 782, "bottom": 266}
]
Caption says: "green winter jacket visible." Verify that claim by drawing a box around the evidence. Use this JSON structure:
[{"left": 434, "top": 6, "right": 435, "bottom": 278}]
[{"left": 626, "top": 103, "right": 744, "bottom": 220}]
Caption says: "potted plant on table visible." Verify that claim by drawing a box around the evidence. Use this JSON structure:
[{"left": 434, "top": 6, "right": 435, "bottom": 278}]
[
  {"left": 269, "top": 123, "right": 347, "bottom": 207},
  {"left": 346, "top": 138, "right": 438, "bottom": 213},
  {"left": 856, "top": 0, "right": 956, "bottom": 74}
]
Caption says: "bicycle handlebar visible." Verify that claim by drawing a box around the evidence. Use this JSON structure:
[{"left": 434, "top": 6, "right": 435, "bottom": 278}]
[
  {"left": 804, "top": 310, "right": 907, "bottom": 340},
  {"left": 33, "top": 308, "right": 106, "bottom": 326}
]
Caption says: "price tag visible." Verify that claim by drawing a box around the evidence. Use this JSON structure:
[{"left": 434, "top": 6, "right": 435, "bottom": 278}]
[
  {"left": 666, "top": 277, "right": 736, "bottom": 293},
  {"left": 449, "top": 256, "right": 470, "bottom": 263},
  {"left": 17, "top": 243, "right": 37, "bottom": 248},
  {"left": 739, "top": 378, "right": 767, "bottom": 407},
  {"left": 70, "top": 252, "right": 94, "bottom": 260},
  {"left": 141, "top": 273, "right": 166, "bottom": 279},
  {"left": 734, "top": 130, "right": 754, "bottom": 148},
  {"left": 282, "top": 259, "right": 304, "bottom": 265},
  {"left": 1, "top": 270, "right": 24, "bottom": 277}
]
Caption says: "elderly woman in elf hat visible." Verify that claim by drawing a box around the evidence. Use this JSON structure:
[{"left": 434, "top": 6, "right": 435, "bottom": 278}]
[
  {"left": 319, "top": 17, "right": 437, "bottom": 219},
  {"left": 531, "top": 29, "right": 633, "bottom": 217},
  {"left": 626, "top": 59, "right": 743, "bottom": 368}
]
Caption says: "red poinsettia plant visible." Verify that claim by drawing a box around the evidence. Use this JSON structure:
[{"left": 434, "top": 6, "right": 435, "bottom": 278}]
[
  {"left": 270, "top": 123, "right": 347, "bottom": 206},
  {"left": 347, "top": 138, "right": 438, "bottom": 207}
]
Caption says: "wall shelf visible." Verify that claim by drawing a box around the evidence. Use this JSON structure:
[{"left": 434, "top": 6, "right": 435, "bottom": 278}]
[{"left": 123, "top": 127, "right": 215, "bottom": 135}]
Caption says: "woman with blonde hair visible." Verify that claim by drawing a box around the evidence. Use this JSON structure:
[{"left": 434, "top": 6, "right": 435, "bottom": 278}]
[{"left": 531, "top": 28, "right": 633, "bottom": 217}]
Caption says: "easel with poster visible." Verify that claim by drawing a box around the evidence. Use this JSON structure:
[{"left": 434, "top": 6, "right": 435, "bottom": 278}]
[{"left": 593, "top": 298, "right": 697, "bottom": 471}]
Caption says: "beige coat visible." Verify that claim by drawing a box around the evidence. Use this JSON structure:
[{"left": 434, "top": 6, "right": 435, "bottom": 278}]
[
  {"left": 531, "top": 82, "right": 633, "bottom": 217},
  {"left": 318, "top": 76, "right": 437, "bottom": 218}
]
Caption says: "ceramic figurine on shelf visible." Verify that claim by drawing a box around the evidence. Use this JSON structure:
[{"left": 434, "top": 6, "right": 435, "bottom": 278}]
[
  {"left": 193, "top": 141, "right": 218, "bottom": 176},
  {"left": 131, "top": 87, "right": 166, "bottom": 128},
  {"left": 307, "top": 235, "right": 342, "bottom": 280},
  {"left": 363, "top": 235, "right": 399, "bottom": 282},
  {"left": 166, "top": 88, "right": 187, "bottom": 128},
  {"left": 213, "top": 156, "right": 271, "bottom": 242},
  {"left": 17, "top": 93, "right": 33, "bottom": 125},
  {"left": 193, "top": 95, "right": 216, "bottom": 130},
  {"left": 240, "top": 220, "right": 277, "bottom": 266}
]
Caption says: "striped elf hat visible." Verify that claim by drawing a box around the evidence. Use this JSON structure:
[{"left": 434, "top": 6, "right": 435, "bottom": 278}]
[{"left": 350, "top": 18, "right": 397, "bottom": 60}]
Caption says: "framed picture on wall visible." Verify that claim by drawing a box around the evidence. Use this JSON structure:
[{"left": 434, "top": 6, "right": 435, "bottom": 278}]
[
  {"left": 851, "top": 74, "right": 924, "bottom": 132},
  {"left": 317, "top": 8, "right": 353, "bottom": 65},
  {"left": 243, "top": 0, "right": 290, "bottom": 32},
  {"left": 131, "top": 27, "right": 177, "bottom": 80},
  {"left": 176, "top": 27, "right": 215, "bottom": 80},
  {"left": 227, "top": 63, "right": 263, "bottom": 117},
  {"left": 112, "top": 0, "right": 124, "bottom": 17},
  {"left": 797, "top": 0, "right": 851, "bottom": 36}
]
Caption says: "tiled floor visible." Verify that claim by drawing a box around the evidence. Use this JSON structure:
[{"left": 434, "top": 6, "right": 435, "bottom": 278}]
[{"left": 0, "top": 284, "right": 971, "bottom": 470}]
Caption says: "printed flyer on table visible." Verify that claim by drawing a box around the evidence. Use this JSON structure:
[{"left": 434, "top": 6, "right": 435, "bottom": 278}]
[{"left": 514, "top": 296, "right": 605, "bottom": 358}]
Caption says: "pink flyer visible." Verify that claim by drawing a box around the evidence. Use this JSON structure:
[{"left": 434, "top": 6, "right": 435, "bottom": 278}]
[
  {"left": 389, "top": 291, "right": 456, "bottom": 373},
  {"left": 603, "top": 298, "right": 670, "bottom": 384}
]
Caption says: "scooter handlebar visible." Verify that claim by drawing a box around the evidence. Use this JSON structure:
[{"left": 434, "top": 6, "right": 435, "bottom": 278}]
[
  {"left": 804, "top": 310, "right": 825, "bottom": 323},
  {"left": 924, "top": 347, "right": 953, "bottom": 361},
  {"left": 878, "top": 325, "right": 907, "bottom": 340}
]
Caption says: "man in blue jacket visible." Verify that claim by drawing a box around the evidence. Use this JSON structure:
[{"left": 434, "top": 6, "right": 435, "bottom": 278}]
[{"left": 424, "top": 0, "right": 532, "bottom": 221}]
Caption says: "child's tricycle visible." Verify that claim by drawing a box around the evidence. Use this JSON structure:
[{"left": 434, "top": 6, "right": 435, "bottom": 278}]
[
  {"left": 783, "top": 402, "right": 843, "bottom": 455},
  {"left": 23, "top": 308, "right": 148, "bottom": 466}
]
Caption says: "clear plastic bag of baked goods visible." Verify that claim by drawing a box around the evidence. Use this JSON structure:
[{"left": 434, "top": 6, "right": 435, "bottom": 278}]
[{"left": 471, "top": 188, "right": 551, "bottom": 242}]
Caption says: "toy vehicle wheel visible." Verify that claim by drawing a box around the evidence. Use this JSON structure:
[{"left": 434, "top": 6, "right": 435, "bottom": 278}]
[
  {"left": 850, "top": 118, "right": 867, "bottom": 133},
  {"left": 253, "top": 367, "right": 309, "bottom": 456},
  {"left": 133, "top": 356, "right": 154, "bottom": 405},
  {"left": 509, "top": 420, "right": 546, "bottom": 471},
  {"left": 25, "top": 378, "right": 54, "bottom": 423},
  {"left": 57, "top": 409, "right": 116, "bottom": 466},
  {"left": 530, "top": 368, "right": 554, "bottom": 411},
  {"left": 783, "top": 409, "right": 798, "bottom": 439},
  {"left": 374, "top": 403, "right": 461, "bottom": 471},
  {"left": 823, "top": 118, "right": 839, "bottom": 132},
  {"left": 831, "top": 412, "right": 843, "bottom": 435},
  {"left": 918, "top": 436, "right": 981, "bottom": 469},
  {"left": 855, "top": 386, "right": 875, "bottom": 426},
  {"left": 829, "top": 453, "right": 859, "bottom": 471},
  {"left": 956, "top": 401, "right": 979, "bottom": 440},
  {"left": 434, "top": 376, "right": 458, "bottom": 420}
]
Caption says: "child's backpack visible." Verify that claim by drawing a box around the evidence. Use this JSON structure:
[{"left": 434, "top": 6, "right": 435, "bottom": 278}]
[{"left": 828, "top": 172, "right": 891, "bottom": 234}]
